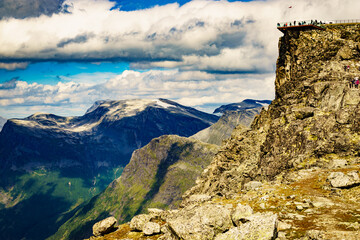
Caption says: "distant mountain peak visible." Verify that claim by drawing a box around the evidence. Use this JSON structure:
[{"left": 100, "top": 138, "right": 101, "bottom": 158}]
[{"left": 213, "top": 99, "right": 272, "bottom": 114}]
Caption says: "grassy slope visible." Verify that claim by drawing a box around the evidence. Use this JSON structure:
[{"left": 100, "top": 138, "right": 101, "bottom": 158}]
[{"left": 51, "top": 135, "right": 219, "bottom": 240}]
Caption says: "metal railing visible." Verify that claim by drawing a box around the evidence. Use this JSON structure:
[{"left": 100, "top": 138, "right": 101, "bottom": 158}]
[{"left": 326, "top": 19, "right": 360, "bottom": 24}]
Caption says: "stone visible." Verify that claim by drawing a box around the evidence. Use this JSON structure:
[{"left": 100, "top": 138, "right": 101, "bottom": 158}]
[
  {"left": 329, "top": 159, "right": 347, "bottom": 169},
  {"left": 143, "top": 222, "right": 161, "bottom": 236},
  {"left": 92, "top": 216, "right": 117, "bottom": 237},
  {"left": 166, "top": 202, "right": 233, "bottom": 240},
  {"left": 148, "top": 208, "right": 163, "bottom": 215},
  {"left": 277, "top": 221, "right": 291, "bottom": 231},
  {"left": 231, "top": 204, "right": 253, "bottom": 226},
  {"left": 215, "top": 212, "right": 278, "bottom": 240},
  {"left": 129, "top": 214, "right": 152, "bottom": 231},
  {"left": 327, "top": 171, "right": 360, "bottom": 188},
  {"left": 244, "top": 181, "right": 263, "bottom": 191}
]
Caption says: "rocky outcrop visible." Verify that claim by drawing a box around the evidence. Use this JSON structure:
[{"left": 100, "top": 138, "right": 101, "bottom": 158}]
[
  {"left": 87, "top": 203, "right": 277, "bottom": 240},
  {"left": 185, "top": 23, "right": 360, "bottom": 198},
  {"left": 51, "top": 135, "right": 219, "bottom": 240}
]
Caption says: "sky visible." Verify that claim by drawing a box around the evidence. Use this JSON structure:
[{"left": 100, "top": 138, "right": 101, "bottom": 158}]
[{"left": 0, "top": 0, "right": 359, "bottom": 118}]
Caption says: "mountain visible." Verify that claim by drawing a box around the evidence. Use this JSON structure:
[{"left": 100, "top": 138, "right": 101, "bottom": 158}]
[
  {"left": 0, "top": 0, "right": 64, "bottom": 19},
  {"left": 0, "top": 98, "right": 218, "bottom": 240},
  {"left": 90, "top": 24, "right": 360, "bottom": 239},
  {"left": 51, "top": 135, "right": 219, "bottom": 240},
  {"left": 0, "top": 116, "right": 6, "bottom": 131},
  {"left": 213, "top": 99, "right": 271, "bottom": 114},
  {"left": 191, "top": 107, "right": 262, "bottom": 145}
]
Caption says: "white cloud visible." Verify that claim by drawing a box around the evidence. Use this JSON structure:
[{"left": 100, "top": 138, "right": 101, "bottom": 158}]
[
  {"left": 0, "top": 69, "right": 275, "bottom": 118},
  {"left": 1, "top": 0, "right": 359, "bottom": 72}
]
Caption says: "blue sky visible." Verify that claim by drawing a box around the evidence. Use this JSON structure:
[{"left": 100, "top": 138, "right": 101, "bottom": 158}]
[{"left": 0, "top": 0, "right": 358, "bottom": 118}]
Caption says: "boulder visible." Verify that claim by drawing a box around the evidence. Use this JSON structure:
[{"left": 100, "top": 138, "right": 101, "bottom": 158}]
[
  {"left": 231, "top": 204, "right": 253, "bottom": 226},
  {"left": 129, "top": 214, "right": 152, "bottom": 231},
  {"left": 215, "top": 212, "right": 278, "bottom": 240},
  {"left": 329, "top": 159, "right": 347, "bottom": 169},
  {"left": 92, "top": 216, "right": 117, "bottom": 237},
  {"left": 143, "top": 222, "right": 161, "bottom": 236},
  {"left": 328, "top": 171, "right": 360, "bottom": 188},
  {"left": 166, "top": 203, "right": 233, "bottom": 240}
]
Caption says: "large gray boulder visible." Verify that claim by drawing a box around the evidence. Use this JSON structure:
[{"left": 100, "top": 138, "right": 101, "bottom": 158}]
[
  {"left": 328, "top": 171, "right": 360, "bottom": 188},
  {"left": 92, "top": 216, "right": 117, "bottom": 237},
  {"left": 231, "top": 204, "right": 253, "bottom": 226},
  {"left": 215, "top": 212, "right": 278, "bottom": 240},
  {"left": 129, "top": 214, "right": 152, "bottom": 231},
  {"left": 166, "top": 203, "right": 233, "bottom": 240},
  {"left": 143, "top": 222, "right": 161, "bottom": 236}
]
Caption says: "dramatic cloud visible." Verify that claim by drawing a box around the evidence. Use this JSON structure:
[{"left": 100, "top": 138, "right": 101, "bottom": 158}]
[
  {"left": 1, "top": 0, "right": 359, "bottom": 72},
  {"left": 0, "top": 69, "right": 275, "bottom": 118}
]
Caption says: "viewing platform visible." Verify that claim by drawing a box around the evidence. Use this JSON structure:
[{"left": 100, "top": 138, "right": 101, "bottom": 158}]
[
  {"left": 277, "top": 20, "right": 325, "bottom": 33},
  {"left": 277, "top": 19, "right": 360, "bottom": 33}
]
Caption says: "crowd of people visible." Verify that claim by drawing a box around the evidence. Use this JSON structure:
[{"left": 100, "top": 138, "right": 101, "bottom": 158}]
[{"left": 277, "top": 20, "right": 324, "bottom": 28}]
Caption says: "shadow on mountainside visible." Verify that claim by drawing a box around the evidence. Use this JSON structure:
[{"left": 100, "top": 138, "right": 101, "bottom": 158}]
[
  {"left": 133, "top": 142, "right": 195, "bottom": 216},
  {"left": 0, "top": 186, "right": 75, "bottom": 240}
]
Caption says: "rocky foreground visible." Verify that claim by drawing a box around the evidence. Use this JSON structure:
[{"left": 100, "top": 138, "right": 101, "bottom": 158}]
[{"left": 85, "top": 23, "right": 360, "bottom": 239}]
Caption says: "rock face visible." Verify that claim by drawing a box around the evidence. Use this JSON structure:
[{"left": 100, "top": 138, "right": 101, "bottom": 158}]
[
  {"left": 191, "top": 107, "right": 262, "bottom": 145},
  {"left": 0, "top": 99, "right": 218, "bottom": 240},
  {"left": 92, "top": 217, "right": 117, "bottom": 236},
  {"left": 51, "top": 135, "right": 219, "bottom": 240},
  {"left": 185, "top": 24, "right": 360, "bottom": 198}
]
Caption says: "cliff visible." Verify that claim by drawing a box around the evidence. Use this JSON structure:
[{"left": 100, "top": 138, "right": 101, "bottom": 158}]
[{"left": 88, "top": 23, "right": 360, "bottom": 240}]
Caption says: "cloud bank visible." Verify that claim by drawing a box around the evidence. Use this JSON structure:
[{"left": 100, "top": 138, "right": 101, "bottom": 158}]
[
  {"left": 0, "top": 69, "right": 275, "bottom": 118},
  {"left": 1, "top": 0, "right": 359, "bottom": 73}
]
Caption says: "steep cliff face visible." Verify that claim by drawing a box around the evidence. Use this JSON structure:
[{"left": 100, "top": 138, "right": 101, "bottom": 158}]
[{"left": 187, "top": 24, "right": 360, "bottom": 197}]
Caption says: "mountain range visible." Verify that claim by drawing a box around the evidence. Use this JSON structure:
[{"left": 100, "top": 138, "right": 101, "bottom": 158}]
[{"left": 0, "top": 98, "right": 219, "bottom": 240}]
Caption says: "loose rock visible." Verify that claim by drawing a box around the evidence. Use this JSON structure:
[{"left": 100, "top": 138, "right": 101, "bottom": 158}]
[
  {"left": 92, "top": 216, "right": 117, "bottom": 237},
  {"left": 129, "top": 214, "right": 152, "bottom": 231},
  {"left": 327, "top": 171, "right": 360, "bottom": 188},
  {"left": 143, "top": 222, "right": 161, "bottom": 236},
  {"left": 166, "top": 203, "right": 233, "bottom": 240},
  {"left": 215, "top": 212, "right": 278, "bottom": 240}
]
